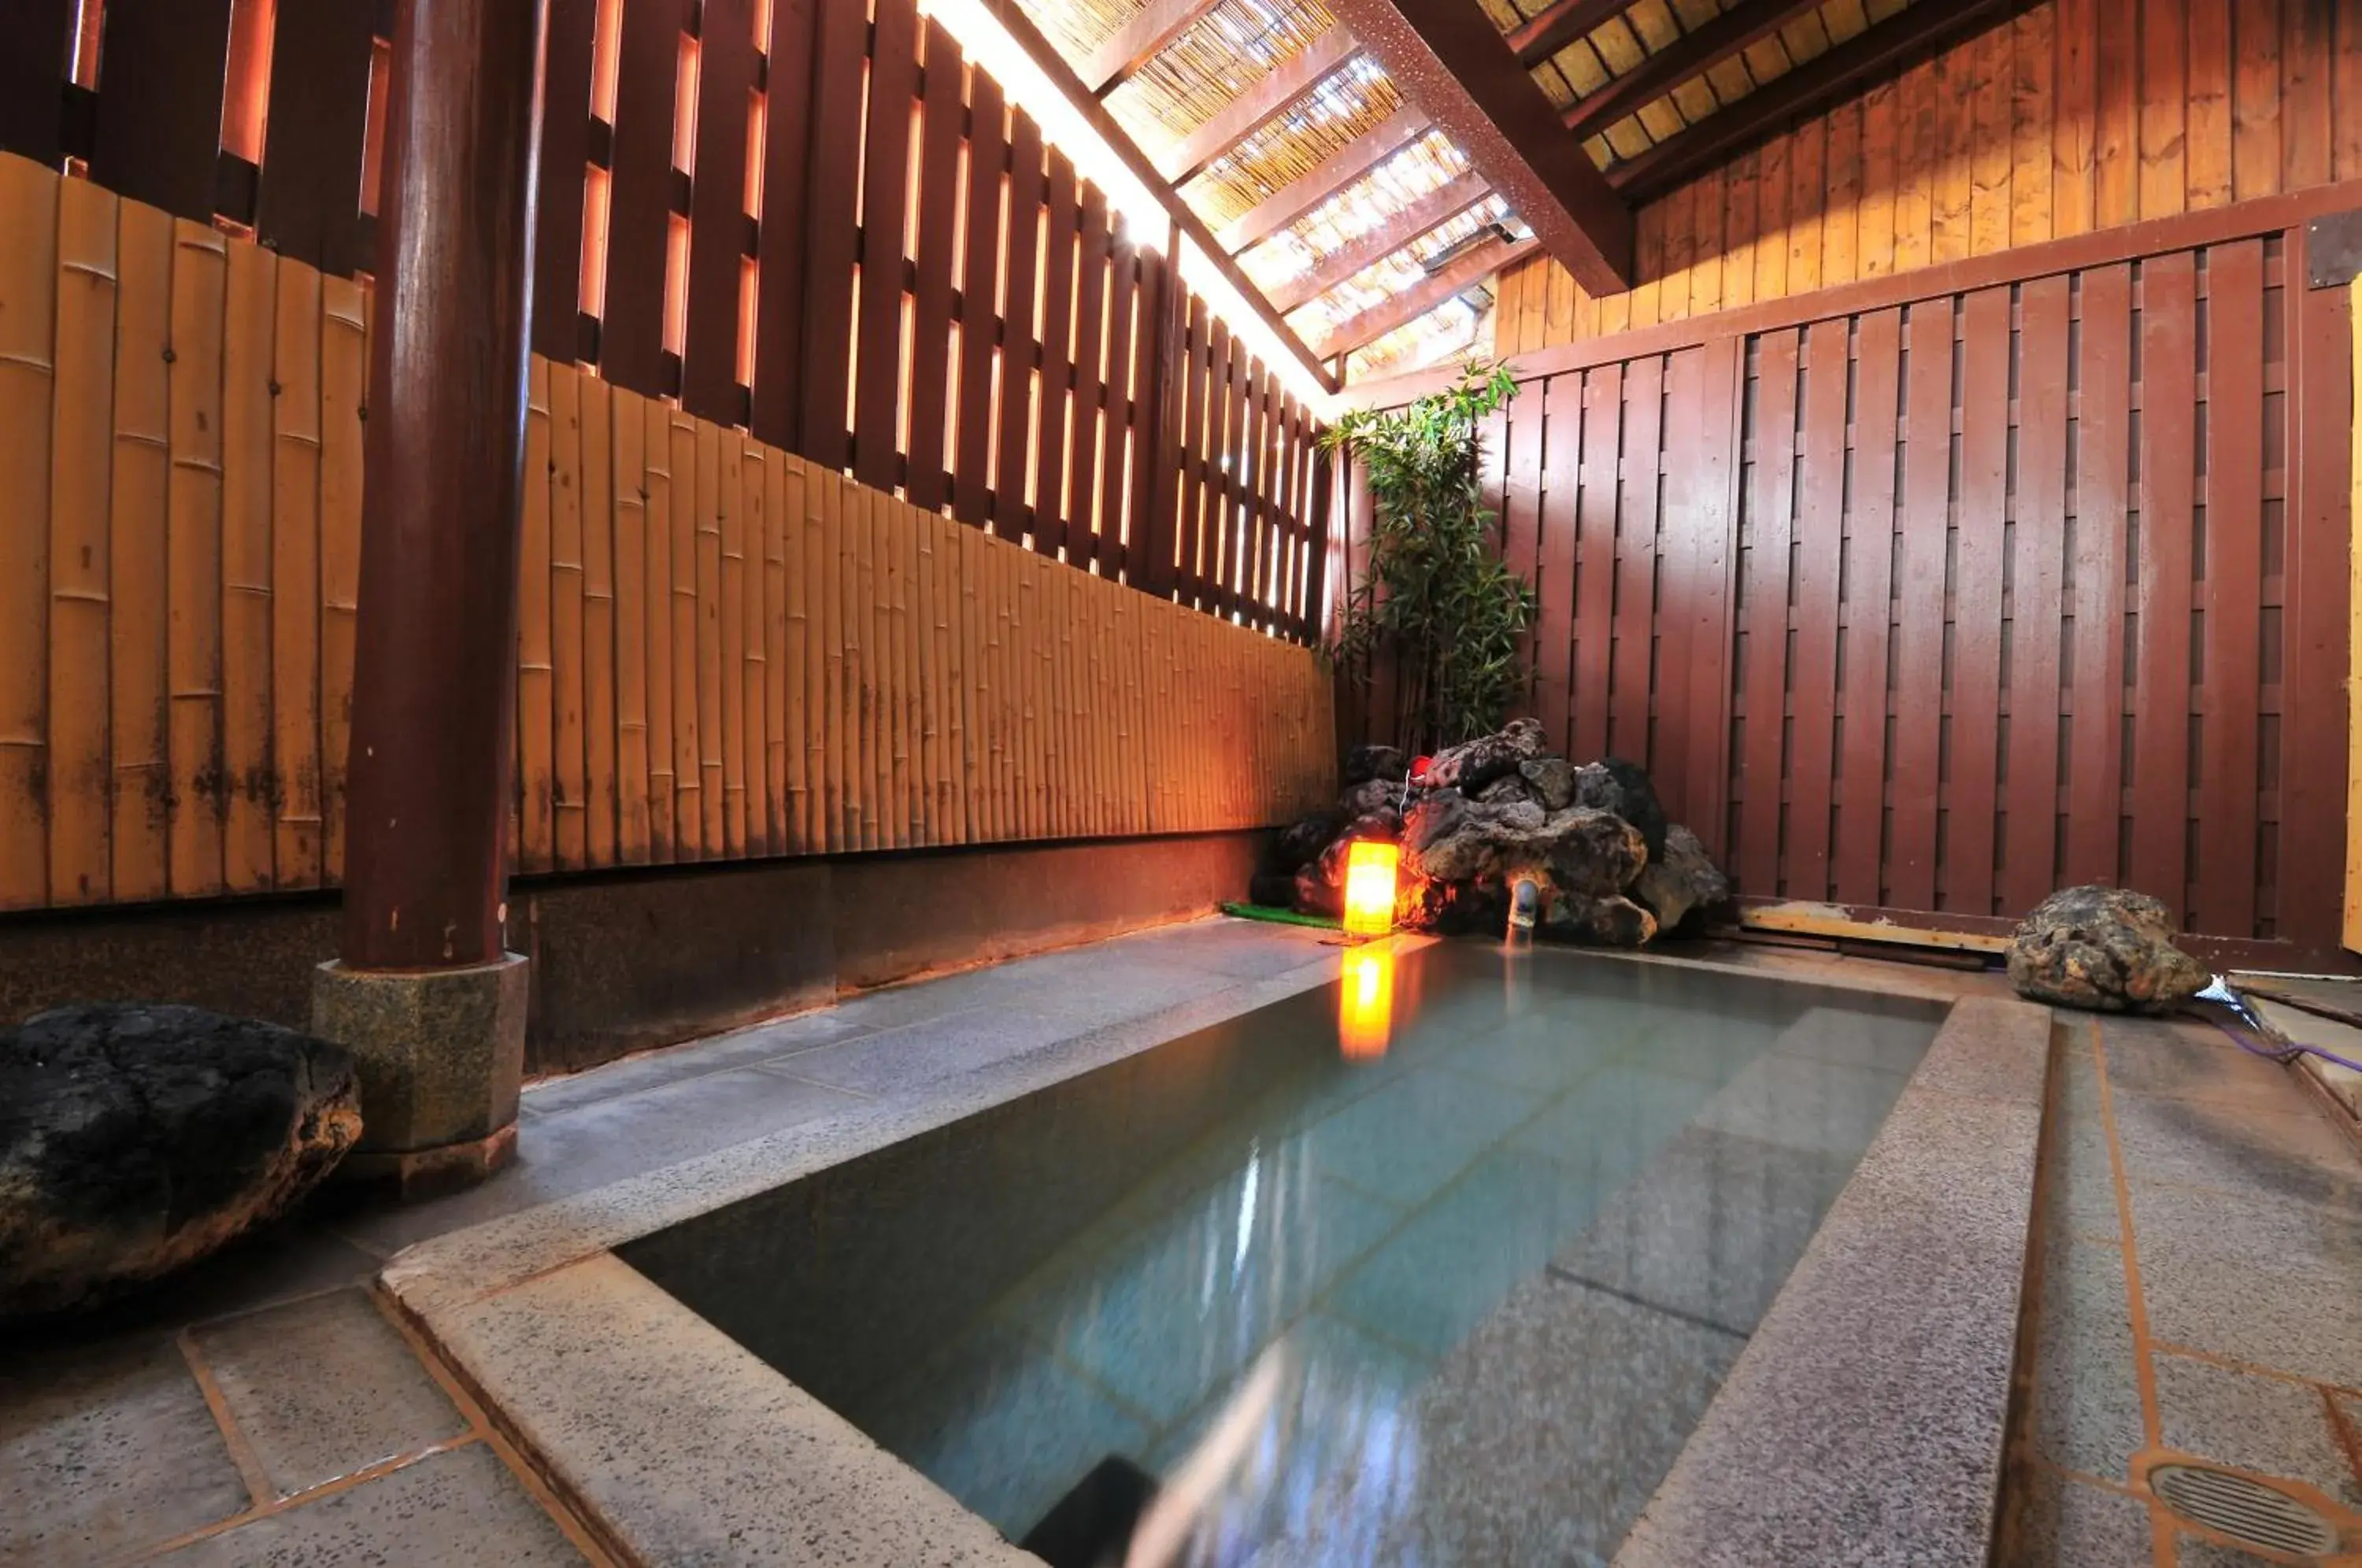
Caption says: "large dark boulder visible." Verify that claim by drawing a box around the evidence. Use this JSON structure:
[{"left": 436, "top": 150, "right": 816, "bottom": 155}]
[
  {"left": 1572, "top": 758, "right": 1668, "bottom": 859},
  {"left": 1262, "top": 810, "right": 1343, "bottom": 876},
  {"left": 2006, "top": 886, "right": 2208, "bottom": 1015},
  {"left": 1519, "top": 756, "right": 1575, "bottom": 810},
  {"left": 1404, "top": 794, "right": 1646, "bottom": 896},
  {"left": 1632, "top": 824, "right": 1730, "bottom": 934},
  {"left": 1342, "top": 744, "right": 1409, "bottom": 786},
  {"left": 1425, "top": 718, "right": 1546, "bottom": 792},
  {"left": 2, "top": 1004, "right": 363, "bottom": 1318},
  {"left": 1339, "top": 778, "right": 1409, "bottom": 820},
  {"left": 1545, "top": 892, "right": 1659, "bottom": 947}
]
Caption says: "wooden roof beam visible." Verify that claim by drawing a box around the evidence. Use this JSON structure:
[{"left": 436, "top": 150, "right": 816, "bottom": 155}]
[
  {"left": 1323, "top": 0, "right": 1632, "bottom": 293},
  {"left": 973, "top": 0, "right": 1341, "bottom": 392},
  {"left": 1219, "top": 106, "right": 1430, "bottom": 253},
  {"left": 1268, "top": 169, "right": 1490, "bottom": 312},
  {"left": 1608, "top": 0, "right": 2025, "bottom": 204},
  {"left": 1508, "top": 0, "right": 1630, "bottom": 70},
  {"left": 1080, "top": 0, "right": 1224, "bottom": 96},
  {"left": 1158, "top": 28, "right": 1360, "bottom": 184},
  {"left": 1561, "top": 0, "right": 1824, "bottom": 139},
  {"left": 1313, "top": 233, "right": 1539, "bottom": 360}
]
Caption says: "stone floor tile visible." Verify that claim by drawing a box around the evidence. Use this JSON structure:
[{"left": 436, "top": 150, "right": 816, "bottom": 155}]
[
  {"left": 1770, "top": 1004, "right": 1945, "bottom": 1078},
  {"left": 341, "top": 1062, "right": 861, "bottom": 1255},
  {"left": 2110, "top": 1087, "right": 2362, "bottom": 1215},
  {"left": 2101, "top": 1017, "right": 2302, "bottom": 1109},
  {"left": 2127, "top": 1182, "right": 2362, "bottom": 1391},
  {"left": 1296, "top": 1066, "right": 1542, "bottom": 1206},
  {"left": 2026, "top": 1224, "right": 2145, "bottom": 1482},
  {"left": 752, "top": 1007, "right": 1077, "bottom": 1098},
  {"left": 2153, "top": 1354, "right": 2362, "bottom": 1510},
  {"left": 2006, "top": 1467, "right": 2156, "bottom": 1567},
  {"left": 1692, "top": 1045, "right": 1912, "bottom": 1160},
  {"left": 150, "top": 1442, "right": 583, "bottom": 1566},
  {"left": 191, "top": 1288, "right": 466, "bottom": 1499},
  {"left": 0, "top": 1336, "right": 250, "bottom": 1566},
  {"left": 520, "top": 1005, "right": 883, "bottom": 1117}
]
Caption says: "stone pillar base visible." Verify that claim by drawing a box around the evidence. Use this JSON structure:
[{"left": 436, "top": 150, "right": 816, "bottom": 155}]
[{"left": 311, "top": 952, "right": 529, "bottom": 1200}]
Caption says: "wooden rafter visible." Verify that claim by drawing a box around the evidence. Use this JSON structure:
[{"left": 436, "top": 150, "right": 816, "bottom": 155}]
[
  {"left": 1158, "top": 28, "right": 1359, "bottom": 184},
  {"left": 1220, "top": 107, "right": 1430, "bottom": 253},
  {"left": 1312, "top": 234, "right": 1538, "bottom": 360},
  {"left": 1269, "top": 169, "right": 1490, "bottom": 312},
  {"left": 1507, "top": 0, "right": 1628, "bottom": 70},
  {"left": 975, "top": 0, "right": 1341, "bottom": 391},
  {"left": 1080, "top": 0, "right": 1223, "bottom": 95},
  {"left": 1562, "top": 0, "right": 1823, "bottom": 139},
  {"left": 1323, "top": 0, "right": 1631, "bottom": 292},
  {"left": 1608, "top": 0, "right": 2026, "bottom": 204}
]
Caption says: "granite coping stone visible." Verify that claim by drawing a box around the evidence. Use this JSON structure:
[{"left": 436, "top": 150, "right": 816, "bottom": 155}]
[
  {"left": 1613, "top": 991, "right": 2052, "bottom": 1568},
  {"left": 379, "top": 930, "right": 2042, "bottom": 1567}
]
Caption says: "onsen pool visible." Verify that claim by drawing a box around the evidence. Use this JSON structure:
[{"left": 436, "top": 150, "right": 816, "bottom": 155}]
[{"left": 616, "top": 940, "right": 1948, "bottom": 1564}]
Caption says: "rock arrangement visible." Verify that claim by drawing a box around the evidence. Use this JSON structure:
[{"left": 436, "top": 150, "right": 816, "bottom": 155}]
[
  {"left": 1255, "top": 721, "right": 1731, "bottom": 945},
  {"left": 2006, "top": 885, "right": 2210, "bottom": 1015},
  {"left": 1, "top": 1003, "right": 363, "bottom": 1318}
]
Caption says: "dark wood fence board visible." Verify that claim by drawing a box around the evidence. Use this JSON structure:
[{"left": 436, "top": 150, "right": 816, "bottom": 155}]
[
  {"left": 2006, "top": 275, "right": 2071, "bottom": 914},
  {"left": 1030, "top": 152, "right": 1079, "bottom": 553},
  {"left": 1612, "top": 354, "right": 1663, "bottom": 764},
  {"left": 905, "top": 20, "right": 966, "bottom": 512},
  {"left": 680, "top": 0, "right": 759, "bottom": 422},
  {"left": 952, "top": 67, "right": 1006, "bottom": 527},
  {"left": 1834, "top": 307, "right": 1900, "bottom": 907},
  {"left": 0, "top": 0, "right": 76, "bottom": 166},
  {"left": 1063, "top": 188, "right": 1110, "bottom": 559},
  {"left": 1096, "top": 244, "right": 1138, "bottom": 573},
  {"left": 2066, "top": 264, "right": 2132, "bottom": 887},
  {"left": 852, "top": 0, "right": 920, "bottom": 491},
  {"left": 1786, "top": 320, "right": 1847, "bottom": 899},
  {"left": 1736, "top": 330, "right": 1797, "bottom": 896},
  {"left": 992, "top": 113, "right": 1045, "bottom": 542},
  {"left": 90, "top": 0, "right": 236, "bottom": 222},
  {"left": 2196, "top": 238, "right": 2264, "bottom": 937},
  {"left": 1887, "top": 301, "right": 1953, "bottom": 911},
  {"left": 750, "top": 0, "right": 818, "bottom": 449},
  {"left": 1572, "top": 364, "right": 1622, "bottom": 766},
  {"left": 602, "top": 0, "right": 687, "bottom": 397},
  {"left": 795, "top": 0, "right": 867, "bottom": 464},
  {"left": 2131, "top": 251, "right": 2197, "bottom": 923},
  {"left": 1948, "top": 286, "right": 2010, "bottom": 915},
  {"left": 256, "top": 0, "right": 381, "bottom": 279}
]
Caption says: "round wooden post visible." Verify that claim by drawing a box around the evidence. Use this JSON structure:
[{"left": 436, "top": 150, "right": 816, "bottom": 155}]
[
  {"left": 342, "top": 0, "right": 546, "bottom": 968},
  {"left": 313, "top": 0, "right": 546, "bottom": 1199}
]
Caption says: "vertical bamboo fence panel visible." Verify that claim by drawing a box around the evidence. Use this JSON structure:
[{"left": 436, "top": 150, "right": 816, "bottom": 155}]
[{"left": 0, "top": 155, "right": 1335, "bottom": 914}]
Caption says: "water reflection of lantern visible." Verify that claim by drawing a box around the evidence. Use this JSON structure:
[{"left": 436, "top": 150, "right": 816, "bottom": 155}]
[
  {"left": 1341, "top": 841, "right": 1401, "bottom": 937},
  {"left": 1339, "top": 946, "right": 1394, "bottom": 1060}
]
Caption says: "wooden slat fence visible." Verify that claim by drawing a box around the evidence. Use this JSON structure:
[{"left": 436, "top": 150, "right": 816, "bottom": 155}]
[
  {"left": 0, "top": 0, "right": 1327, "bottom": 639},
  {"left": 1341, "top": 200, "right": 2353, "bottom": 964},
  {"left": 0, "top": 153, "right": 1336, "bottom": 912}
]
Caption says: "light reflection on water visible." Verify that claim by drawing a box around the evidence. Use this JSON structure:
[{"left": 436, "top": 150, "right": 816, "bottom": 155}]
[{"left": 620, "top": 941, "right": 1946, "bottom": 1565}]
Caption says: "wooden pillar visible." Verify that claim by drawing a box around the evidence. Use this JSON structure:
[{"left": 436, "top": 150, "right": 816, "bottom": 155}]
[{"left": 342, "top": 0, "right": 546, "bottom": 969}]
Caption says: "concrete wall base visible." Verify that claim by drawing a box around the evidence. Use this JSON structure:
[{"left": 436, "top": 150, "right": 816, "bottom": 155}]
[{"left": 2, "top": 831, "right": 1266, "bottom": 1080}]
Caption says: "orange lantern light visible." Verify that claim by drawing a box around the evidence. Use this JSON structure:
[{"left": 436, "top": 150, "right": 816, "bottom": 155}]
[
  {"left": 1338, "top": 945, "right": 1394, "bottom": 1060},
  {"left": 1341, "top": 841, "right": 1401, "bottom": 938}
]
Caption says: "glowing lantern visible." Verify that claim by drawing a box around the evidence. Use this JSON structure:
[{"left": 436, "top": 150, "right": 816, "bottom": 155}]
[
  {"left": 1338, "top": 946, "right": 1394, "bottom": 1060},
  {"left": 1341, "top": 841, "right": 1401, "bottom": 938}
]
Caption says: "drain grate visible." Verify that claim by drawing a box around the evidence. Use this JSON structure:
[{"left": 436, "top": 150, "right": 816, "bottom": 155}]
[{"left": 2149, "top": 1463, "right": 2342, "bottom": 1559}]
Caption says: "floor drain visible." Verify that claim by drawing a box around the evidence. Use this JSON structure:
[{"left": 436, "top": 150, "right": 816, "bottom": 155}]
[{"left": 2149, "top": 1463, "right": 2342, "bottom": 1558}]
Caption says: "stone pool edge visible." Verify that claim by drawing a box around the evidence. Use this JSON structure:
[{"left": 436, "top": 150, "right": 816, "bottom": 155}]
[
  {"left": 1613, "top": 993, "right": 2053, "bottom": 1568},
  {"left": 379, "top": 935, "right": 1427, "bottom": 1565}
]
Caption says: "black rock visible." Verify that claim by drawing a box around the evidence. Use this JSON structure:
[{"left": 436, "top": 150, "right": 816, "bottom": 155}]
[
  {"left": 1544, "top": 892, "right": 1659, "bottom": 947},
  {"left": 1339, "top": 778, "right": 1408, "bottom": 819},
  {"left": 2, "top": 1004, "right": 363, "bottom": 1318},
  {"left": 1475, "top": 773, "right": 1538, "bottom": 808},
  {"left": 1247, "top": 871, "right": 1301, "bottom": 909},
  {"left": 1342, "top": 744, "right": 1409, "bottom": 786},
  {"left": 1519, "top": 756, "right": 1575, "bottom": 811},
  {"left": 1572, "top": 758, "right": 1668, "bottom": 859},
  {"left": 1631, "top": 823, "right": 1731, "bottom": 934},
  {"left": 1425, "top": 719, "right": 1546, "bottom": 792},
  {"left": 1262, "top": 810, "right": 1344, "bottom": 875}
]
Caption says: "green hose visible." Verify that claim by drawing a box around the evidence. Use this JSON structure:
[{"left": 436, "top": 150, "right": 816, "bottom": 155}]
[{"left": 1218, "top": 902, "right": 1341, "bottom": 930}]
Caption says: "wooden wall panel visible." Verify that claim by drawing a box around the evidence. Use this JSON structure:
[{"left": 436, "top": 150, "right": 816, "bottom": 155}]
[{"left": 1494, "top": 0, "right": 2362, "bottom": 360}]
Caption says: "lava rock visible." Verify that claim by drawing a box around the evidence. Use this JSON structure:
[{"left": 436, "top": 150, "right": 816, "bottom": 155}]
[
  {"left": 1339, "top": 778, "right": 1408, "bottom": 819},
  {"left": 1262, "top": 810, "right": 1344, "bottom": 876},
  {"left": 1519, "top": 756, "right": 1575, "bottom": 811},
  {"left": 1475, "top": 773, "right": 1538, "bottom": 808},
  {"left": 1247, "top": 871, "right": 1301, "bottom": 908},
  {"left": 1572, "top": 758, "right": 1668, "bottom": 859},
  {"left": 1342, "top": 744, "right": 1409, "bottom": 786},
  {"left": 1293, "top": 834, "right": 1353, "bottom": 918},
  {"left": 1545, "top": 892, "right": 1659, "bottom": 947},
  {"left": 1404, "top": 793, "right": 1645, "bottom": 895},
  {"left": 1631, "top": 824, "right": 1730, "bottom": 934},
  {"left": 2, "top": 1004, "right": 363, "bottom": 1318},
  {"left": 1425, "top": 718, "right": 1546, "bottom": 792},
  {"left": 2006, "top": 886, "right": 2209, "bottom": 1015}
]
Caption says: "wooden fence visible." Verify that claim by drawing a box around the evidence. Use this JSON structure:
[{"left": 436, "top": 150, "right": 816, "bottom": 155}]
[
  {"left": 0, "top": 0, "right": 1328, "bottom": 640},
  {"left": 0, "top": 153, "right": 1337, "bottom": 913},
  {"left": 1342, "top": 188, "right": 2355, "bottom": 966}
]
